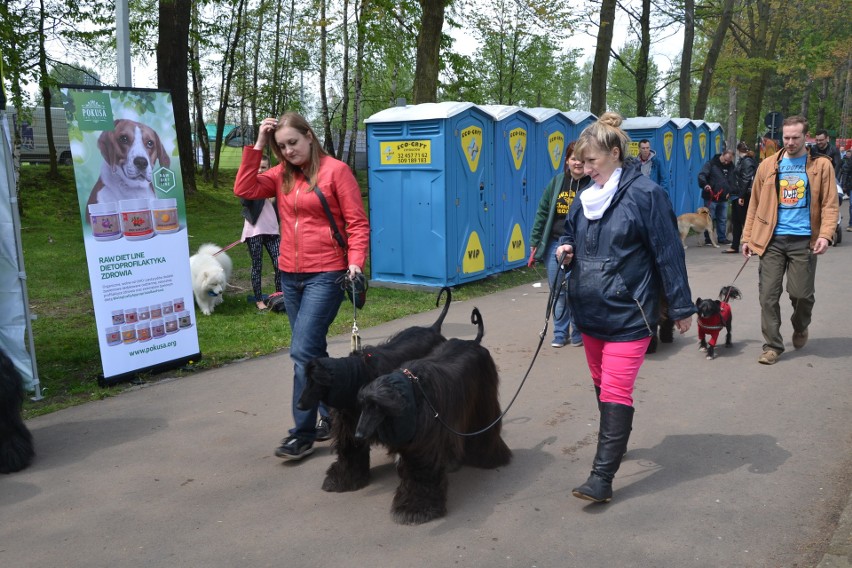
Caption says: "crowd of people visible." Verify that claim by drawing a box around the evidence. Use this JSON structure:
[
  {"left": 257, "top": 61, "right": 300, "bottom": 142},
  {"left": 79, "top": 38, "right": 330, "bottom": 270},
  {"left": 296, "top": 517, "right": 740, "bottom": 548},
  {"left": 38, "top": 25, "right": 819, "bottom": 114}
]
[{"left": 225, "top": 108, "right": 843, "bottom": 506}]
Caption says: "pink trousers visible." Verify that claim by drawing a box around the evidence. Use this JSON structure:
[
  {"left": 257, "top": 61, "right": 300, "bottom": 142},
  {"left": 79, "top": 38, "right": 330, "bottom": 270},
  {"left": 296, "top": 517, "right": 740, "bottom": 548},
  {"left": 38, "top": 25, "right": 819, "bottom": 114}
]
[{"left": 581, "top": 334, "right": 652, "bottom": 407}]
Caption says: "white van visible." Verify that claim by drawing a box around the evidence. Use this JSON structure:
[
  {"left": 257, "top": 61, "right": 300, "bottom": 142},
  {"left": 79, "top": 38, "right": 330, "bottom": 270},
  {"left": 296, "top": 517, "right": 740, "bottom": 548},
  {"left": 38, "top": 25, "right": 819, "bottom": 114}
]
[{"left": 8, "top": 107, "right": 73, "bottom": 165}]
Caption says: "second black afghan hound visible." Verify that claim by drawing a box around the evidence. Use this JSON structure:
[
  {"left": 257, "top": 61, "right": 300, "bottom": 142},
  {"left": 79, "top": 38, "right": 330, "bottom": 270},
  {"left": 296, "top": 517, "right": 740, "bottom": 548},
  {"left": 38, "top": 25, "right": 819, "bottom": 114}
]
[
  {"left": 297, "top": 287, "right": 452, "bottom": 492},
  {"left": 354, "top": 307, "right": 512, "bottom": 525}
]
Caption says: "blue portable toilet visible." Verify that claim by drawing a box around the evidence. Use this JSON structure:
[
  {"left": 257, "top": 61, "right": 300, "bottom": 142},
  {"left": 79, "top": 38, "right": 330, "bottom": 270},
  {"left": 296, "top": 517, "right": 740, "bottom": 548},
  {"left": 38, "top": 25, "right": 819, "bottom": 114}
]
[
  {"left": 621, "top": 117, "right": 681, "bottom": 211},
  {"left": 694, "top": 119, "right": 712, "bottom": 164},
  {"left": 671, "top": 118, "right": 701, "bottom": 213},
  {"left": 478, "top": 104, "right": 537, "bottom": 272},
  {"left": 365, "top": 102, "right": 496, "bottom": 287},
  {"left": 524, "top": 107, "right": 571, "bottom": 228},
  {"left": 708, "top": 122, "right": 725, "bottom": 155},
  {"left": 562, "top": 110, "right": 597, "bottom": 143}
]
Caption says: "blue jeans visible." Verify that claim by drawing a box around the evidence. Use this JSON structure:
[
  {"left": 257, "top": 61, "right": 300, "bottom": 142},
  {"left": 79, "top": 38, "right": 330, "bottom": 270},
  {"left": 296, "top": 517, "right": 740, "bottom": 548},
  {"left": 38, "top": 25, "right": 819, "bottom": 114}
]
[
  {"left": 281, "top": 270, "right": 345, "bottom": 440},
  {"left": 546, "top": 239, "right": 582, "bottom": 344},
  {"left": 710, "top": 200, "right": 728, "bottom": 242}
]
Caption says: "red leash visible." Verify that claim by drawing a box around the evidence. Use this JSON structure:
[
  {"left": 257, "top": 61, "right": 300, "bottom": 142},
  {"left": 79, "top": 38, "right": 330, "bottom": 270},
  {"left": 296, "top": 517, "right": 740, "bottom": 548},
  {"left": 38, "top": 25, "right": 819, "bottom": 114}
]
[{"left": 213, "top": 239, "right": 243, "bottom": 256}]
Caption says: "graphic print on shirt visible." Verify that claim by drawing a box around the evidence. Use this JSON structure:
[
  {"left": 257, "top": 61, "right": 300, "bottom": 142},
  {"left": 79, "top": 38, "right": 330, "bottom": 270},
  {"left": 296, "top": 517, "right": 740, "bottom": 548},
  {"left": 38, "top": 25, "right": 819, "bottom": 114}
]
[{"left": 778, "top": 158, "right": 809, "bottom": 209}]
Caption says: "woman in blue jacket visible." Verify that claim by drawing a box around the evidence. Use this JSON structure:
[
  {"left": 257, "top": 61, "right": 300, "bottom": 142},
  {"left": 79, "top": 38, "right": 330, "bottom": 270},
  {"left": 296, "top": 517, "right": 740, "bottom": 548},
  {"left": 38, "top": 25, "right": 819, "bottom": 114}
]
[{"left": 556, "top": 113, "right": 695, "bottom": 504}]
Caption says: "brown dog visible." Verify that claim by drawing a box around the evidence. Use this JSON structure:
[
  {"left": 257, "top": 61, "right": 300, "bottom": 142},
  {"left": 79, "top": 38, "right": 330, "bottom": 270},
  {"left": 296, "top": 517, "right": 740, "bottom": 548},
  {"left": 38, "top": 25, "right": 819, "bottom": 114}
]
[
  {"left": 677, "top": 207, "right": 718, "bottom": 249},
  {"left": 86, "top": 119, "right": 171, "bottom": 209}
]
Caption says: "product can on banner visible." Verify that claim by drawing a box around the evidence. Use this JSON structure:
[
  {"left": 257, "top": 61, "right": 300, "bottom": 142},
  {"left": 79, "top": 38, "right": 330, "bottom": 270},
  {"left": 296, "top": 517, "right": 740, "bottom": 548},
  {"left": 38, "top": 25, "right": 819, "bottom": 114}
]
[
  {"left": 88, "top": 202, "right": 122, "bottom": 241},
  {"left": 105, "top": 326, "right": 121, "bottom": 346},
  {"left": 121, "top": 324, "right": 137, "bottom": 344},
  {"left": 120, "top": 198, "right": 155, "bottom": 241},
  {"left": 164, "top": 314, "right": 178, "bottom": 334},
  {"left": 149, "top": 303, "right": 163, "bottom": 319},
  {"left": 151, "top": 319, "right": 166, "bottom": 338},
  {"left": 137, "top": 305, "right": 150, "bottom": 321},
  {"left": 136, "top": 321, "right": 152, "bottom": 342},
  {"left": 111, "top": 309, "right": 125, "bottom": 325},
  {"left": 177, "top": 310, "right": 192, "bottom": 329},
  {"left": 124, "top": 307, "right": 138, "bottom": 324},
  {"left": 151, "top": 198, "right": 180, "bottom": 233},
  {"left": 173, "top": 297, "right": 185, "bottom": 312}
]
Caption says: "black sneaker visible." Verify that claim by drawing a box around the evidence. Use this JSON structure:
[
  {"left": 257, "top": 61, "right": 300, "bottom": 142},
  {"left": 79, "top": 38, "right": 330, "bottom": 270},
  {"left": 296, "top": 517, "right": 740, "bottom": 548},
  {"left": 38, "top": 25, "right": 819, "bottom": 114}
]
[
  {"left": 275, "top": 435, "right": 314, "bottom": 460},
  {"left": 315, "top": 415, "right": 332, "bottom": 442}
]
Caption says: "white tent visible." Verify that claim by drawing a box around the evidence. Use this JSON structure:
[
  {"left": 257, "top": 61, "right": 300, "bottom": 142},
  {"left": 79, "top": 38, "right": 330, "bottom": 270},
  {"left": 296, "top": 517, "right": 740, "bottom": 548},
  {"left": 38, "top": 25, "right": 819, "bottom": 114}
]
[{"left": 1, "top": 107, "right": 41, "bottom": 396}]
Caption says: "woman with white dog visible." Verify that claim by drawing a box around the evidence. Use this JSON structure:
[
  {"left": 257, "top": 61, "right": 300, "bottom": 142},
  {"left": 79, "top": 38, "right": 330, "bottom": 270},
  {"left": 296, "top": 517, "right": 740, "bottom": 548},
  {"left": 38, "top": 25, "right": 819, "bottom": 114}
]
[
  {"left": 234, "top": 112, "right": 370, "bottom": 461},
  {"left": 555, "top": 113, "right": 695, "bottom": 504}
]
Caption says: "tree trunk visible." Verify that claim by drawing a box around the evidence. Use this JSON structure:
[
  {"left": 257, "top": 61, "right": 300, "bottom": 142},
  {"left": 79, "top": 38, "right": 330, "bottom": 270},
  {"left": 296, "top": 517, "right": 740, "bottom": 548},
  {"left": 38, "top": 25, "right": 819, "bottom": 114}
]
[
  {"left": 590, "top": 0, "right": 617, "bottom": 115},
  {"left": 37, "top": 0, "right": 58, "bottom": 178},
  {"left": 319, "top": 0, "right": 335, "bottom": 155},
  {"left": 800, "top": 78, "right": 811, "bottom": 117},
  {"left": 210, "top": 0, "right": 246, "bottom": 187},
  {"left": 336, "top": 0, "right": 351, "bottom": 160},
  {"left": 726, "top": 83, "right": 737, "bottom": 150},
  {"left": 693, "top": 0, "right": 735, "bottom": 119},
  {"left": 412, "top": 0, "right": 445, "bottom": 104},
  {"left": 739, "top": 10, "right": 781, "bottom": 145},
  {"left": 347, "top": 0, "right": 368, "bottom": 171},
  {"left": 190, "top": 2, "right": 211, "bottom": 180},
  {"left": 679, "top": 0, "right": 694, "bottom": 117},
  {"left": 158, "top": 0, "right": 196, "bottom": 195},
  {"left": 635, "top": 0, "right": 651, "bottom": 115},
  {"left": 817, "top": 77, "right": 829, "bottom": 130}
]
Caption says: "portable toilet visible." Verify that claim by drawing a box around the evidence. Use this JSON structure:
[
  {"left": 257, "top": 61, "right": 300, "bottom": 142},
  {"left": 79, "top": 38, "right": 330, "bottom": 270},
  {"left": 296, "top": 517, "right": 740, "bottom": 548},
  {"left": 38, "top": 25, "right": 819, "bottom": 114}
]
[
  {"left": 365, "top": 102, "right": 496, "bottom": 287},
  {"left": 693, "top": 119, "right": 712, "bottom": 164},
  {"left": 562, "top": 110, "right": 597, "bottom": 143},
  {"left": 478, "top": 104, "right": 537, "bottom": 272},
  {"left": 621, "top": 117, "right": 680, "bottom": 211},
  {"left": 524, "top": 107, "right": 570, "bottom": 226},
  {"left": 707, "top": 122, "right": 725, "bottom": 155},
  {"left": 671, "top": 118, "right": 701, "bottom": 214}
]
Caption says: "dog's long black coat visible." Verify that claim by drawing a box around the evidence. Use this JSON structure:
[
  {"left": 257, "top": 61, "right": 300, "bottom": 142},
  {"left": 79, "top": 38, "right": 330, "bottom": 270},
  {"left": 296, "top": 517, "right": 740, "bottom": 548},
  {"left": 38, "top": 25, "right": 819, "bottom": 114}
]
[
  {"left": 354, "top": 308, "right": 512, "bottom": 525},
  {"left": 0, "top": 349, "right": 34, "bottom": 474},
  {"left": 297, "top": 287, "right": 452, "bottom": 492}
]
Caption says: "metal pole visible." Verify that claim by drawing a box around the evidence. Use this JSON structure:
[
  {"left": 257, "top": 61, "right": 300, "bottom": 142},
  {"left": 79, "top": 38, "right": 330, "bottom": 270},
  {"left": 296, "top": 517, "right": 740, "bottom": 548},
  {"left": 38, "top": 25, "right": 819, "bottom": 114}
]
[{"left": 116, "top": 0, "right": 132, "bottom": 87}]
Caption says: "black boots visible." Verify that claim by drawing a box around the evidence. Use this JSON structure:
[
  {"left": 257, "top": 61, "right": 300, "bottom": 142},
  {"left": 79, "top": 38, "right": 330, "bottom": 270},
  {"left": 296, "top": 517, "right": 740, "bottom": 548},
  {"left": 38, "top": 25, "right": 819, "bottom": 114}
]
[{"left": 572, "top": 402, "right": 634, "bottom": 503}]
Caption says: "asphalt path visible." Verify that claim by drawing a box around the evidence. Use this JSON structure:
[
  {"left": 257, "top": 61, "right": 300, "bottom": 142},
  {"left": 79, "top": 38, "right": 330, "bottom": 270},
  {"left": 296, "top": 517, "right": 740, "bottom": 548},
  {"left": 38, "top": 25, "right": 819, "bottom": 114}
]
[{"left": 2, "top": 239, "right": 851, "bottom": 567}]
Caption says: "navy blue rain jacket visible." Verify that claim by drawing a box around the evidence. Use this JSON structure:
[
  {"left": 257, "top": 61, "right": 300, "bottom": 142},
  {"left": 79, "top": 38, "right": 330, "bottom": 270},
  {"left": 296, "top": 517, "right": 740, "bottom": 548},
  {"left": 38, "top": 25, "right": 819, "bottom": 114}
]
[{"left": 559, "top": 160, "right": 696, "bottom": 342}]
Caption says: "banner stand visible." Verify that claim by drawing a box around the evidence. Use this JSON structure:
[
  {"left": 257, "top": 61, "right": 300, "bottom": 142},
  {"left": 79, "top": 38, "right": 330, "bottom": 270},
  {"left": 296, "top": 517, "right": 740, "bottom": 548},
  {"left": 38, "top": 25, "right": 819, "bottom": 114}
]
[
  {"left": 60, "top": 85, "right": 202, "bottom": 386},
  {"left": 96, "top": 352, "right": 201, "bottom": 388}
]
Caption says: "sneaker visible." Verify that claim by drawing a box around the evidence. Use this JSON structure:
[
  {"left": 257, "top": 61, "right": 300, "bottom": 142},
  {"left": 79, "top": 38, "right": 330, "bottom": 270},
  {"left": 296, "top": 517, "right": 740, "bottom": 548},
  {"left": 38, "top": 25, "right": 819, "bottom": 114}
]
[
  {"left": 315, "top": 415, "right": 332, "bottom": 441},
  {"left": 275, "top": 436, "right": 314, "bottom": 460},
  {"left": 847, "top": 227, "right": 852, "bottom": 232},
  {"left": 792, "top": 330, "right": 808, "bottom": 349},
  {"left": 758, "top": 350, "right": 779, "bottom": 365},
  {"left": 551, "top": 338, "right": 567, "bottom": 348},
  {"left": 571, "top": 340, "right": 584, "bottom": 347},
  {"left": 717, "top": 239, "right": 731, "bottom": 245}
]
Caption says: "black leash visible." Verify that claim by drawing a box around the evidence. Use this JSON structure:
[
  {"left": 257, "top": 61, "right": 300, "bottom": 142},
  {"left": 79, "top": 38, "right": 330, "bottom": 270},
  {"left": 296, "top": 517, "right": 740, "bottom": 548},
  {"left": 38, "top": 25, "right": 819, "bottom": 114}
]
[
  {"left": 408, "top": 251, "right": 569, "bottom": 437},
  {"left": 723, "top": 253, "right": 752, "bottom": 302}
]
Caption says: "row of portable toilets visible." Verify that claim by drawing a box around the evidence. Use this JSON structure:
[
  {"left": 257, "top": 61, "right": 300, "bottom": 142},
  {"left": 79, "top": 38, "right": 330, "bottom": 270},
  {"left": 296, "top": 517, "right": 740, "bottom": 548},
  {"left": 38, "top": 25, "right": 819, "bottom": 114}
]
[{"left": 364, "top": 102, "right": 724, "bottom": 287}]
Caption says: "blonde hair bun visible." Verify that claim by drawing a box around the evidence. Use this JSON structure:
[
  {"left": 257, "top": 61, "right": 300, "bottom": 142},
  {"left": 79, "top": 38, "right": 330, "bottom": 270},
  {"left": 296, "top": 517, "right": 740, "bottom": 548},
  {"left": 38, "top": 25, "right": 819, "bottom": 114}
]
[{"left": 599, "top": 112, "right": 623, "bottom": 128}]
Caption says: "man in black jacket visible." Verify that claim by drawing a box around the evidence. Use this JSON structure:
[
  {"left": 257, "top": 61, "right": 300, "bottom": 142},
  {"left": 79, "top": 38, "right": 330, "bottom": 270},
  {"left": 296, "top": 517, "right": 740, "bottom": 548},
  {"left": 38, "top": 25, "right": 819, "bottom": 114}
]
[
  {"left": 697, "top": 149, "right": 735, "bottom": 245},
  {"left": 810, "top": 130, "right": 841, "bottom": 176}
]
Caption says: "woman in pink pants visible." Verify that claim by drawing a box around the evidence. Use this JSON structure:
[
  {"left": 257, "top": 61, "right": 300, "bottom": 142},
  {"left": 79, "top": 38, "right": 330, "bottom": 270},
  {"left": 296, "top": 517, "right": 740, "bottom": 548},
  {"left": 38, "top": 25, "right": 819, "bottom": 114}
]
[{"left": 555, "top": 113, "right": 695, "bottom": 503}]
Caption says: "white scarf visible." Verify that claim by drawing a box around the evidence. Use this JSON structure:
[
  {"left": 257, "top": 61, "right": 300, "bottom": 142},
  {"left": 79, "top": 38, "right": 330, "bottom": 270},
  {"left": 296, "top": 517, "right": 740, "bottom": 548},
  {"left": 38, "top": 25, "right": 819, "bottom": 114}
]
[{"left": 580, "top": 168, "right": 622, "bottom": 220}]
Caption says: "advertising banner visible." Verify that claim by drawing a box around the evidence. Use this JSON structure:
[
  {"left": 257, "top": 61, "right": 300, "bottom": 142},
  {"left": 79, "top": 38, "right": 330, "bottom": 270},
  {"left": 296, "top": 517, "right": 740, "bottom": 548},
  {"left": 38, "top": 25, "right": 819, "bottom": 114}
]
[{"left": 60, "top": 86, "right": 200, "bottom": 385}]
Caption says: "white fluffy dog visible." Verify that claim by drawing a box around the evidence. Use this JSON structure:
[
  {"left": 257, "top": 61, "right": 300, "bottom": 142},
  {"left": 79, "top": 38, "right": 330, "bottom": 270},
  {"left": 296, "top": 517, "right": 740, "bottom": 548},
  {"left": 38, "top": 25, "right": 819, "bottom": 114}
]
[{"left": 189, "top": 243, "right": 233, "bottom": 315}]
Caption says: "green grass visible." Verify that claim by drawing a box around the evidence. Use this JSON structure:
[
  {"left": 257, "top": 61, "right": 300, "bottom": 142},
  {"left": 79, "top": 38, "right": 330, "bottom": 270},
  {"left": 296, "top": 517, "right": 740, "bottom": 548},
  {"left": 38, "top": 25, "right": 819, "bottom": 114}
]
[{"left": 17, "top": 166, "right": 540, "bottom": 418}]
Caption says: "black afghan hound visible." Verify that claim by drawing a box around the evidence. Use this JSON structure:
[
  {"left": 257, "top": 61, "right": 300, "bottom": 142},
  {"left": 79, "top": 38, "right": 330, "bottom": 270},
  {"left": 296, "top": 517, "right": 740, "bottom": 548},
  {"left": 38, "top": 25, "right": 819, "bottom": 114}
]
[
  {"left": 0, "top": 349, "right": 34, "bottom": 474},
  {"left": 355, "top": 307, "right": 512, "bottom": 525},
  {"left": 297, "top": 287, "right": 452, "bottom": 492}
]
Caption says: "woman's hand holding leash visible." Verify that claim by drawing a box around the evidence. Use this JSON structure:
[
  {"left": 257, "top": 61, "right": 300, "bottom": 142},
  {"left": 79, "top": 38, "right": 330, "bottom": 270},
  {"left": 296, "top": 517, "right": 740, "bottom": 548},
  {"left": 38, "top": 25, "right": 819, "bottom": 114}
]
[
  {"left": 555, "top": 244, "right": 573, "bottom": 268},
  {"left": 347, "top": 264, "right": 362, "bottom": 280},
  {"left": 675, "top": 317, "right": 692, "bottom": 334}
]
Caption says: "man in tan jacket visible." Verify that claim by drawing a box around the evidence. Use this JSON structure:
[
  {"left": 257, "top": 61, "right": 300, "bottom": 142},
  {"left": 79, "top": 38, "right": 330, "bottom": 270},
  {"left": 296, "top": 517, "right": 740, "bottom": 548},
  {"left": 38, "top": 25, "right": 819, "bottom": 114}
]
[{"left": 742, "top": 115, "right": 838, "bottom": 365}]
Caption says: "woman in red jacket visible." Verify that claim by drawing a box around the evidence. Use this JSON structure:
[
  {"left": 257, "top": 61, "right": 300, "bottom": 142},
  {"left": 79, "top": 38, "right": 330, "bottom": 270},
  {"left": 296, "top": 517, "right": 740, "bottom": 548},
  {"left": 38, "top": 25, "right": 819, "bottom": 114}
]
[{"left": 234, "top": 112, "right": 370, "bottom": 461}]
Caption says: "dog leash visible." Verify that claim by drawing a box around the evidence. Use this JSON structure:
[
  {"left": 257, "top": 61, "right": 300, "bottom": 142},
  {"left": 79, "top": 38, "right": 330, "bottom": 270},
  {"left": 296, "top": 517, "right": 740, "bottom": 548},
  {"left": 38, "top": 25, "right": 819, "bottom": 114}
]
[
  {"left": 723, "top": 253, "right": 752, "bottom": 302},
  {"left": 349, "top": 277, "right": 361, "bottom": 352},
  {"left": 407, "top": 251, "right": 568, "bottom": 438},
  {"left": 213, "top": 239, "right": 243, "bottom": 256}
]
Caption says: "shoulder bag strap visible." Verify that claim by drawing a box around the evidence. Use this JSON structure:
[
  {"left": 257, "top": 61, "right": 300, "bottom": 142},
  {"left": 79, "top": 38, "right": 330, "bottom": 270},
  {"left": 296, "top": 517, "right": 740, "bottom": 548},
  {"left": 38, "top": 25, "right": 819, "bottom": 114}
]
[{"left": 313, "top": 187, "right": 348, "bottom": 250}]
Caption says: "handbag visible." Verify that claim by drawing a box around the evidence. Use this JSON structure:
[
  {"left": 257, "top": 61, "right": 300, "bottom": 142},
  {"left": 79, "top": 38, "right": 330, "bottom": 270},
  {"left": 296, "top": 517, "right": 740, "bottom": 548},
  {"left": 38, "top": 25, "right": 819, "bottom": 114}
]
[{"left": 314, "top": 187, "right": 367, "bottom": 309}]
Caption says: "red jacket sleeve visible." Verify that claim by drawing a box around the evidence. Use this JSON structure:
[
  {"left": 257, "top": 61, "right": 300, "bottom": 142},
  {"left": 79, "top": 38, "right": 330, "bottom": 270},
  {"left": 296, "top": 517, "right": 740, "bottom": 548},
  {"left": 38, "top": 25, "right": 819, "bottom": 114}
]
[{"left": 233, "top": 147, "right": 279, "bottom": 200}]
